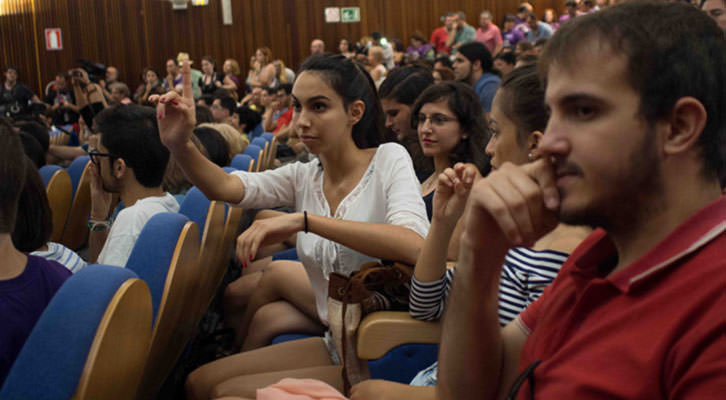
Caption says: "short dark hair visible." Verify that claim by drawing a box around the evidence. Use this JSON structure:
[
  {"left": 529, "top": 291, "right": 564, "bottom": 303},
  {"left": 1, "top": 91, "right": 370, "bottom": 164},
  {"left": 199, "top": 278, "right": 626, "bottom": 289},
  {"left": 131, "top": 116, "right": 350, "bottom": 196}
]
[
  {"left": 15, "top": 120, "right": 49, "bottom": 152},
  {"left": 193, "top": 126, "right": 230, "bottom": 167},
  {"left": 497, "top": 64, "right": 548, "bottom": 145},
  {"left": 300, "top": 54, "right": 390, "bottom": 148},
  {"left": 18, "top": 132, "right": 45, "bottom": 168},
  {"left": 457, "top": 42, "right": 494, "bottom": 73},
  {"left": 410, "top": 81, "right": 491, "bottom": 175},
  {"left": 495, "top": 51, "right": 517, "bottom": 66},
  {"left": 277, "top": 83, "right": 293, "bottom": 95},
  {"left": 378, "top": 65, "right": 434, "bottom": 106},
  {"left": 0, "top": 119, "right": 26, "bottom": 233},
  {"left": 565, "top": 1, "right": 577, "bottom": 7},
  {"left": 218, "top": 96, "right": 237, "bottom": 116},
  {"left": 96, "top": 104, "right": 170, "bottom": 188},
  {"left": 12, "top": 156, "right": 52, "bottom": 252},
  {"left": 199, "top": 94, "right": 215, "bottom": 106},
  {"left": 235, "top": 106, "right": 262, "bottom": 133},
  {"left": 434, "top": 56, "right": 453, "bottom": 69},
  {"left": 540, "top": 1, "right": 726, "bottom": 183}
]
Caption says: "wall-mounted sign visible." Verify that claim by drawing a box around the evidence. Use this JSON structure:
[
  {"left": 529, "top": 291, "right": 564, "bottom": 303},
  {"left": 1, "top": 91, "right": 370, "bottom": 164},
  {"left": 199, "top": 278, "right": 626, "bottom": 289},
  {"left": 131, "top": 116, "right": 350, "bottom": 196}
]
[
  {"left": 325, "top": 7, "right": 340, "bottom": 23},
  {"left": 45, "top": 28, "right": 62, "bottom": 51},
  {"left": 341, "top": 7, "right": 360, "bottom": 23}
]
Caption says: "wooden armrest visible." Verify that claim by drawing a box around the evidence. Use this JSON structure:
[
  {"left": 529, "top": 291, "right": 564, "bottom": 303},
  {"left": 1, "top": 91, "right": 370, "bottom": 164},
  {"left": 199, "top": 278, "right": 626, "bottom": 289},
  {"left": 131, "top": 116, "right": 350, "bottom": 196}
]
[{"left": 357, "top": 311, "right": 441, "bottom": 360}]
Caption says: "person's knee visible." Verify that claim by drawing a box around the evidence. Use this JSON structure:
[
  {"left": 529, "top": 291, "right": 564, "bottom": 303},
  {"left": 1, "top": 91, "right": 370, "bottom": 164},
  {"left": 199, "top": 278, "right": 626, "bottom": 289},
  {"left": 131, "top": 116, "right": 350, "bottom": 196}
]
[
  {"left": 224, "top": 273, "right": 261, "bottom": 308},
  {"left": 185, "top": 366, "right": 215, "bottom": 400}
]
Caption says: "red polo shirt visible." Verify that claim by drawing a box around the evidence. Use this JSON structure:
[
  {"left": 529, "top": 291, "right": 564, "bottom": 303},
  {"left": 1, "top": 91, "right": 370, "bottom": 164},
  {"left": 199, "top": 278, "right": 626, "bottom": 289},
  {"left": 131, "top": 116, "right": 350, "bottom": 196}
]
[
  {"left": 430, "top": 27, "right": 450, "bottom": 54},
  {"left": 273, "top": 107, "right": 293, "bottom": 134},
  {"left": 517, "top": 196, "right": 726, "bottom": 399}
]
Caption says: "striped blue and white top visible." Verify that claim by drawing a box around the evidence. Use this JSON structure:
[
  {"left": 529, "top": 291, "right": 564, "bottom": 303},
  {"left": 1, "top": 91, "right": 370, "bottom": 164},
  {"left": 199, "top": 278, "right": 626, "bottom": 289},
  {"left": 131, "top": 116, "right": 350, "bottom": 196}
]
[
  {"left": 31, "top": 242, "right": 87, "bottom": 274},
  {"left": 410, "top": 247, "right": 569, "bottom": 326}
]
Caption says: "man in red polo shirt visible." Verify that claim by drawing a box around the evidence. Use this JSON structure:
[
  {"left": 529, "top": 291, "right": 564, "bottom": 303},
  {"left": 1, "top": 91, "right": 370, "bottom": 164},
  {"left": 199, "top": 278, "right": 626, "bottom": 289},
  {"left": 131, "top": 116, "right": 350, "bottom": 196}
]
[
  {"left": 430, "top": 13, "right": 455, "bottom": 55},
  {"left": 438, "top": 2, "right": 726, "bottom": 400}
]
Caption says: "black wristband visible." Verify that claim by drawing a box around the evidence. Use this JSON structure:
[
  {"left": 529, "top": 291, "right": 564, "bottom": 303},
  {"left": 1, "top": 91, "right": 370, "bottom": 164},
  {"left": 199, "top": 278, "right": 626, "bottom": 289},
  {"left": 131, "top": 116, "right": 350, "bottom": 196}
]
[{"left": 304, "top": 211, "right": 308, "bottom": 233}]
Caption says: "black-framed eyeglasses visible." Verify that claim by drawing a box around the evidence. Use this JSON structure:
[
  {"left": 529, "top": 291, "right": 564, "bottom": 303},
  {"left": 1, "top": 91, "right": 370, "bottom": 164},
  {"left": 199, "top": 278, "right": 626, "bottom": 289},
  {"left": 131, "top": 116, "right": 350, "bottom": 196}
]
[
  {"left": 417, "top": 113, "right": 458, "bottom": 127},
  {"left": 506, "top": 359, "right": 541, "bottom": 400},
  {"left": 89, "top": 151, "right": 118, "bottom": 165}
]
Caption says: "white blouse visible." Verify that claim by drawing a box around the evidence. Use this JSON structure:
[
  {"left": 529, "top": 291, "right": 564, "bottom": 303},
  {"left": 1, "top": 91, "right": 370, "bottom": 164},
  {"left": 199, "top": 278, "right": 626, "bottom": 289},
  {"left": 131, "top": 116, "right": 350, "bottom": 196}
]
[{"left": 232, "top": 143, "right": 430, "bottom": 324}]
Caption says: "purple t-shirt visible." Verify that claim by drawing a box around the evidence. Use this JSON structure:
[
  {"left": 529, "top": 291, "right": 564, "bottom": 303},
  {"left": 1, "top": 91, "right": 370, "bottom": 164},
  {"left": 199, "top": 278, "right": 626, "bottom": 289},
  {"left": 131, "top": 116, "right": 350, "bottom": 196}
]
[
  {"left": 0, "top": 255, "right": 70, "bottom": 386},
  {"left": 502, "top": 28, "right": 525, "bottom": 48}
]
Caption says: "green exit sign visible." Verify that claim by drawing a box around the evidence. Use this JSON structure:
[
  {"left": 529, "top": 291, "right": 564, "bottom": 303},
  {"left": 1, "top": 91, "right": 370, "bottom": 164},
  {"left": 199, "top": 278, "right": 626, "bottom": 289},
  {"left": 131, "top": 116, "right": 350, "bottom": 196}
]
[{"left": 341, "top": 7, "right": 360, "bottom": 23}]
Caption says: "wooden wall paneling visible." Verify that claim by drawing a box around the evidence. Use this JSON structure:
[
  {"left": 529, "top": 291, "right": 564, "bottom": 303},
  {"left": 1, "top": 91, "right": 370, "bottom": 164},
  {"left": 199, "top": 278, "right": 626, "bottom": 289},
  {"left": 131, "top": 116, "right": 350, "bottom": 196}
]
[{"left": 0, "top": 0, "right": 573, "bottom": 103}]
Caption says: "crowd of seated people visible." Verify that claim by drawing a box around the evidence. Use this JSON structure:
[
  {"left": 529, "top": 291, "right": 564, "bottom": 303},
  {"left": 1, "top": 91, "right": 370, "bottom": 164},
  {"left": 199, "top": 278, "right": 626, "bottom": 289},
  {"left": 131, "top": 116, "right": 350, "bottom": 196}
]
[{"left": 1, "top": 0, "right": 725, "bottom": 398}]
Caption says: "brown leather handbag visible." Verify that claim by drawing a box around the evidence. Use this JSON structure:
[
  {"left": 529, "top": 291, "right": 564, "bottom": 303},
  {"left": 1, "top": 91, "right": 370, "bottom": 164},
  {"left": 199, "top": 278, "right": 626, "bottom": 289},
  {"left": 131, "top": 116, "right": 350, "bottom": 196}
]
[{"left": 327, "top": 261, "right": 413, "bottom": 394}]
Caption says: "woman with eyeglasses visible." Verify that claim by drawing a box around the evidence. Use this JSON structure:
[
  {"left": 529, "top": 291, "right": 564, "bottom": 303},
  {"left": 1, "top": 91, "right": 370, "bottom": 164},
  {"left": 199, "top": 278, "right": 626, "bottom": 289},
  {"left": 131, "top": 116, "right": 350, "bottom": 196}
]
[
  {"left": 409, "top": 82, "right": 490, "bottom": 260},
  {"left": 349, "top": 65, "right": 590, "bottom": 400}
]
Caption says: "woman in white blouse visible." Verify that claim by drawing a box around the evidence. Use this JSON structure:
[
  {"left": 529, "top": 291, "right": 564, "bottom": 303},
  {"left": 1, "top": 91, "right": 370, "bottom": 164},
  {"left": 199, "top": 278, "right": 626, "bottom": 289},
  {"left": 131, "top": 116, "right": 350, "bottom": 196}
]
[{"left": 151, "top": 54, "right": 429, "bottom": 400}]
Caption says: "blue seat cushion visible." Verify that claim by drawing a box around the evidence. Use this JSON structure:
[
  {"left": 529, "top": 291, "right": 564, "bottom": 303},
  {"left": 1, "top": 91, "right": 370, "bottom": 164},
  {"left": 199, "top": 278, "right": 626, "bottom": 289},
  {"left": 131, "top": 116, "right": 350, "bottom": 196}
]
[
  {"left": 271, "top": 334, "right": 316, "bottom": 345},
  {"left": 0, "top": 266, "right": 139, "bottom": 399},
  {"left": 271, "top": 248, "right": 299, "bottom": 261},
  {"left": 367, "top": 343, "right": 439, "bottom": 384}
]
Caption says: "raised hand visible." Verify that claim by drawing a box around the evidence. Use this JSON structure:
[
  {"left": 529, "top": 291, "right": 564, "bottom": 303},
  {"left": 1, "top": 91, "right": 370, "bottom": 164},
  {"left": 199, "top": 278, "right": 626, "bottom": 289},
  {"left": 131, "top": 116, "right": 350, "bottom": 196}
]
[
  {"left": 235, "top": 212, "right": 305, "bottom": 266},
  {"left": 149, "top": 60, "right": 196, "bottom": 153},
  {"left": 461, "top": 158, "right": 560, "bottom": 251},
  {"left": 432, "top": 162, "right": 481, "bottom": 228}
]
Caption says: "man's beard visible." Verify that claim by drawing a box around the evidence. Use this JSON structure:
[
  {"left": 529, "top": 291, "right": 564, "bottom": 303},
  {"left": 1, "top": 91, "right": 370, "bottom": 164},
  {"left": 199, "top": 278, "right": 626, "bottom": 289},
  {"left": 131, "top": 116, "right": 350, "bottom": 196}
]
[{"left": 558, "top": 128, "right": 664, "bottom": 234}]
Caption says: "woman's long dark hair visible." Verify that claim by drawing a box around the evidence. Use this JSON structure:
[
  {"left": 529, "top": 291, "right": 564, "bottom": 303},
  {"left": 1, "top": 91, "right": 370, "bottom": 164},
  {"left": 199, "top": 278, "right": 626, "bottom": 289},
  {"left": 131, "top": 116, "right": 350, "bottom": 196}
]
[
  {"left": 299, "top": 54, "right": 390, "bottom": 148},
  {"left": 411, "top": 82, "right": 491, "bottom": 175}
]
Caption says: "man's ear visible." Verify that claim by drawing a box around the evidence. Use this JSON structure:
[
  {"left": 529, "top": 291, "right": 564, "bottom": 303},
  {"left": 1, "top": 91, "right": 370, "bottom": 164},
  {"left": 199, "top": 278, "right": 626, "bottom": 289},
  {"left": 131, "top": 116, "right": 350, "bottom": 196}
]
[
  {"left": 662, "top": 97, "right": 707, "bottom": 157},
  {"left": 527, "top": 130, "right": 544, "bottom": 150},
  {"left": 113, "top": 158, "right": 127, "bottom": 180},
  {"left": 348, "top": 99, "right": 366, "bottom": 126},
  {"left": 473, "top": 59, "right": 483, "bottom": 73}
]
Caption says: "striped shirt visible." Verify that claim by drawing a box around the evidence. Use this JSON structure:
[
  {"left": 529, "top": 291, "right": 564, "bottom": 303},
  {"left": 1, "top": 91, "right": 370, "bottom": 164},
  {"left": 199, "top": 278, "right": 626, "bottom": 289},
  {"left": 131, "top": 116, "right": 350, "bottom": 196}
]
[
  {"left": 408, "top": 247, "right": 569, "bottom": 387},
  {"left": 31, "top": 242, "right": 87, "bottom": 274},
  {"left": 410, "top": 247, "right": 569, "bottom": 326}
]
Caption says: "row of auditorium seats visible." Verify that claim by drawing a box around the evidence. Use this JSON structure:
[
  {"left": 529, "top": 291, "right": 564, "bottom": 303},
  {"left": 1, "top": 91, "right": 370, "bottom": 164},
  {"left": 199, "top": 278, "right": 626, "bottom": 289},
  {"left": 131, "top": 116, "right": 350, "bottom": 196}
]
[
  {"left": 37, "top": 131, "right": 276, "bottom": 252},
  {"left": 30, "top": 136, "right": 442, "bottom": 394},
  {"left": 1, "top": 191, "right": 242, "bottom": 398}
]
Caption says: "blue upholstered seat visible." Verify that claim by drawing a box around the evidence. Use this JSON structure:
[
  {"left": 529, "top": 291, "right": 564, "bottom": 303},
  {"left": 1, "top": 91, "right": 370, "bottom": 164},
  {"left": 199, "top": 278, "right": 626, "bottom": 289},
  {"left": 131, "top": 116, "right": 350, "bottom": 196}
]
[
  {"left": 262, "top": 132, "right": 275, "bottom": 142},
  {"left": 251, "top": 137, "right": 268, "bottom": 149},
  {"left": 243, "top": 144, "right": 263, "bottom": 162},
  {"left": 250, "top": 123, "right": 264, "bottom": 139},
  {"left": 66, "top": 155, "right": 90, "bottom": 195},
  {"left": 125, "top": 212, "right": 190, "bottom": 320},
  {"left": 39, "top": 164, "right": 63, "bottom": 187},
  {"left": 367, "top": 343, "right": 438, "bottom": 384},
  {"left": 231, "top": 154, "right": 253, "bottom": 171},
  {"left": 178, "top": 186, "right": 211, "bottom": 240},
  {"left": 0, "top": 265, "right": 151, "bottom": 399}
]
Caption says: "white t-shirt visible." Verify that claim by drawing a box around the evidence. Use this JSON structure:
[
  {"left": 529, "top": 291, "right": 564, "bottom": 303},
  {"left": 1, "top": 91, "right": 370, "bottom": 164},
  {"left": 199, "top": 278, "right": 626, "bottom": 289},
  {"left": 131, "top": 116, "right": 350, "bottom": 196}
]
[
  {"left": 98, "top": 193, "right": 180, "bottom": 267},
  {"left": 232, "top": 143, "right": 430, "bottom": 324}
]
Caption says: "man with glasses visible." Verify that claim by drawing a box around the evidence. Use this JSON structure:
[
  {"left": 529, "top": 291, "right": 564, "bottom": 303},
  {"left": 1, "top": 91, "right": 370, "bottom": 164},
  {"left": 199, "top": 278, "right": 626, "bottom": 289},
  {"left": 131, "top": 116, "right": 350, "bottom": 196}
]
[
  {"left": 439, "top": 2, "right": 726, "bottom": 399},
  {"left": 87, "top": 104, "right": 178, "bottom": 267},
  {"left": 211, "top": 96, "right": 237, "bottom": 124}
]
